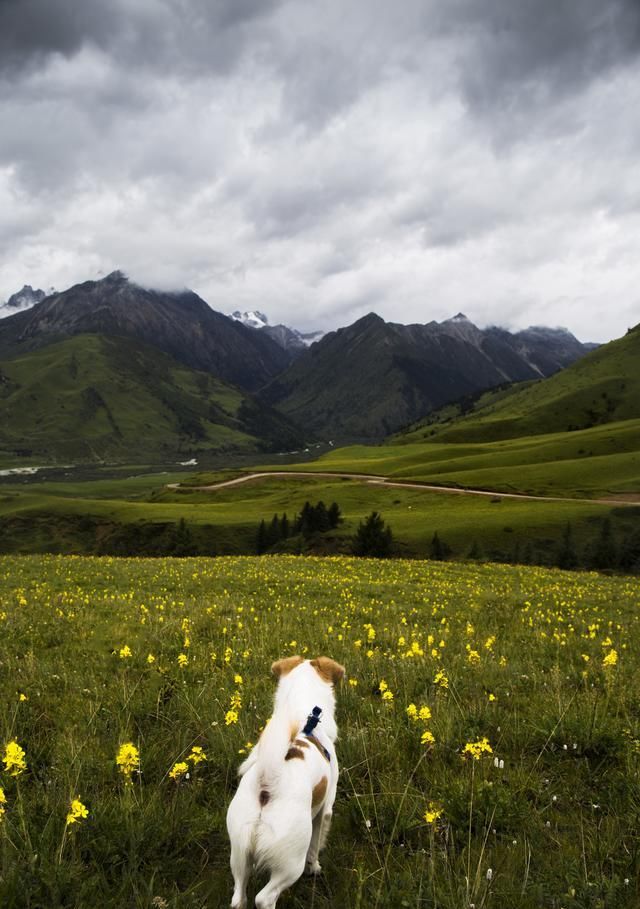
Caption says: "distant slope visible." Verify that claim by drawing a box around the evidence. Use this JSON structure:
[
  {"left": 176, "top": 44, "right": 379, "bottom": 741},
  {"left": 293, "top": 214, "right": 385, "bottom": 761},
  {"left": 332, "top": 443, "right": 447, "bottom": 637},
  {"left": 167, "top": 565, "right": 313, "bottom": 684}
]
[
  {"left": 261, "top": 312, "right": 593, "bottom": 439},
  {"left": 402, "top": 323, "right": 640, "bottom": 444},
  {"left": 0, "top": 334, "right": 302, "bottom": 462},
  {"left": 0, "top": 271, "right": 289, "bottom": 392}
]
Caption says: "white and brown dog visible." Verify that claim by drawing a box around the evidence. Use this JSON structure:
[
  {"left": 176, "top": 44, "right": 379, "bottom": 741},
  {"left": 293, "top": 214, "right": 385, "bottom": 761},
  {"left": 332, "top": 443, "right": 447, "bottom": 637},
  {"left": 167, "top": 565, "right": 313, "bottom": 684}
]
[{"left": 226, "top": 655, "right": 345, "bottom": 909}]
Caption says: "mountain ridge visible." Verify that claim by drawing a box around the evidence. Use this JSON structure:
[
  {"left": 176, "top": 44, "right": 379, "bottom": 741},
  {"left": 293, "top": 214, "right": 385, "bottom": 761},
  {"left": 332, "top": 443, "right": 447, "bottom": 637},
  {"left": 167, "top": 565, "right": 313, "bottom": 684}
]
[
  {"left": 0, "top": 272, "right": 289, "bottom": 392},
  {"left": 260, "top": 311, "right": 595, "bottom": 439}
]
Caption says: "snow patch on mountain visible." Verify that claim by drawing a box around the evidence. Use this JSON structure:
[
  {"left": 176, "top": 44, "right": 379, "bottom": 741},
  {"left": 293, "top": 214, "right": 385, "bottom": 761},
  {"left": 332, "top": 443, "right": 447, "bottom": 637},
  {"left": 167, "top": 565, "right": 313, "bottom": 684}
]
[
  {"left": 230, "top": 310, "right": 325, "bottom": 353},
  {"left": 0, "top": 284, "right": 53, "bottom": 318}
]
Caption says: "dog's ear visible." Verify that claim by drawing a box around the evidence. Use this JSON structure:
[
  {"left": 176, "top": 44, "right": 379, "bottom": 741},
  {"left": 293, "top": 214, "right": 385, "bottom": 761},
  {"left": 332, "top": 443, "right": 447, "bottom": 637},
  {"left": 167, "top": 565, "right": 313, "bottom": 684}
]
[
  {"left": 311, "top": 656, "right": 346, "bottom": 685},
  {"left": 271, "top": 655, "right": 304, "bottom": 678}
]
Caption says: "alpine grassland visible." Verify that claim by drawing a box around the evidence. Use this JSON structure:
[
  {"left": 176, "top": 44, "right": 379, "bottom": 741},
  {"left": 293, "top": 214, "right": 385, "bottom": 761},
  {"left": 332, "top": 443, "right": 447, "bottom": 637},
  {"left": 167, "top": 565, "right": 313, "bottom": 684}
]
[{"left": 1, "top": 554, "right": 639, "bottom": 908}]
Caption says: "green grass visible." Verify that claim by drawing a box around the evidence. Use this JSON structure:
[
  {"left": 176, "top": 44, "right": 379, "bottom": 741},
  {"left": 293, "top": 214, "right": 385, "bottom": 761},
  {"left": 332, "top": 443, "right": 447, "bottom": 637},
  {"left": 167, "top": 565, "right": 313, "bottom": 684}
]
[
  {"left": 1, "top": 554, "right": 639, "bottom": 908},
  {"left": 0, "top": 334, "right": 300, "bottom": 463},
  {"left": 1, "top": 470, "right": 636, "bottom": 564},
  {"left": 264, "top": 419, "right": 640, "bottom": 499}
]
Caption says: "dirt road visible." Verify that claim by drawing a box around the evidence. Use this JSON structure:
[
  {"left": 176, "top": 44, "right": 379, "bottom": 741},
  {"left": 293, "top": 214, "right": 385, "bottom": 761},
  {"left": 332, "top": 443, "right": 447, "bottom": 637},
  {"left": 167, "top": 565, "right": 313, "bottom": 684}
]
[{"left": 168, "top": 471, "right": 638, "bottom": 507}]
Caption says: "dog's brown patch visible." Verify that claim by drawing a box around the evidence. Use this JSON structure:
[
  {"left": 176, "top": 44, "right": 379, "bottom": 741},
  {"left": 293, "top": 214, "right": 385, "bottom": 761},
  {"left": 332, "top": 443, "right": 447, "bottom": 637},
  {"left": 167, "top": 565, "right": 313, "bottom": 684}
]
[
  {"left": 271, "top": 655, "right": 304, "bottom": 678},
  {"left": 294, "top": 738, "right": 309, "bottom": 748},
  {"left": 259, "top": 789, "right": 270, "bottom": 806},
  {"left": 310, "top": 656, "right": 345, "bottom": 685},
  {"left": 312, "top": 776, "right": 328, "bottom": 808},
  {"left": 285, "top": 746, "right": 305, "bottom": 761}
]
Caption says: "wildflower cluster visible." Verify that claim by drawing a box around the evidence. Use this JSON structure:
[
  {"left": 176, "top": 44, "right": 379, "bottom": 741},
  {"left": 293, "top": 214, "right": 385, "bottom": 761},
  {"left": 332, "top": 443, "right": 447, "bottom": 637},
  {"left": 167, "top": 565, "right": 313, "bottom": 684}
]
[
  {"left": 225, "top": 689, "right": 242, "bottom": 725},
  {"left": 3, "top": 740, "right": 27, "bottom": 777},
  {"left": 116, "top": 742, "right": 140, "bottom": 783},
  {"left": 66, "top": 797, "right": 89, "bottom": 826},
  {"left": 169, "top": 746, "right": 208, "bottom": 782},
  {"left": 378, "top": 679, "right": 394, "bottom": 702},
  {"left": 462, "top": 737, "right": 493, "bottom": 761}
]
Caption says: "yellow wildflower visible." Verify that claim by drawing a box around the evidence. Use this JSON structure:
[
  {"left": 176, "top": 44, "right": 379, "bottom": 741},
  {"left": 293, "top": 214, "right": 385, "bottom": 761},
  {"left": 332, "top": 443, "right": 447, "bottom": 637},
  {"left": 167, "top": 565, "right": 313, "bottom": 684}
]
[
  {"left": 421, "top": 729, "right": 436, "bottom": 747},
  {"left": 188, "top": 746, "right": 207, "bottom": 765},
  {"left": 119, "top": 645, "right": 132, "bottom": 659},
  {"left": 225, "top": 710, "right": 239, "bottom": 726},
  {"left": 3, "top": 740, "right": 27, "bottom": 777},
  {"left": 147, "top": 653, "right": 156, "bottom": 664},
  {"left": 0, "top": 787, "right": 6, "bottom": 821},
  {"left": 434, "top": 668, "right": 449, "bottom": 689},
  {"left": 66, "top": 797, "right": 89, "bottom": 826},
  {"left": 169, "top": 761, "right": 189, "bottom": 781},
  {"left": 603, "top": 649, "right": 618, "bottom": 668},
  {"left": 406, "top": 703, "right": 418, "bottom": 719},
  {"left": 177, "top": 653, "right": 188, "bottom": 667},
  {"left": 116, "top": 742, "right": 140, "bottom": 781},
  {"left": 424, "top": 801, "right": 443, "bottom": 824},
  {"left": 462, "top": 737, "right": 493, "bottom": 760}
]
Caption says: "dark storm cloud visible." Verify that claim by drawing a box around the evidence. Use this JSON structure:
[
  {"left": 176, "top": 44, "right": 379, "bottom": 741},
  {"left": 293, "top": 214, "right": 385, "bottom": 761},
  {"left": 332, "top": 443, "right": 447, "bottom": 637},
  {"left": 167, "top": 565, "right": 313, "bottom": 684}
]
[
  {"left": 0, "top": 0, "right": 283, "bottom": 76},
  {"left": 1, "top": 0, "right": 639, "bottom": 343}
]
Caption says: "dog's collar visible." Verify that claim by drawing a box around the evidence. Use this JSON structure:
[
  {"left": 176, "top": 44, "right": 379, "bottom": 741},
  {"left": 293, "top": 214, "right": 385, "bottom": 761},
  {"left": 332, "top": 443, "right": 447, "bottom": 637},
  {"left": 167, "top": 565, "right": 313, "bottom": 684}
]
[
  {"left": 305, "top": 732, "right": 331, "bottom": 763},
  {"left": 302, "top": 706, "right": 330, "bottom": 762}
]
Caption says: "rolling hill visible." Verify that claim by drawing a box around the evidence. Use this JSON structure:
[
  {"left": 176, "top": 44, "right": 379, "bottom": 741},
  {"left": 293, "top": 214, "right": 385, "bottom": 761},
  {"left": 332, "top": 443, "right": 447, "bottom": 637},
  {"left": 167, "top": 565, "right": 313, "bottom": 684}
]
[
  {"left": 400, "top": 322, "right": 640, "bottom": 444},
  {"left": 0, "top": 334, "right": 303, "bottom": 462}
]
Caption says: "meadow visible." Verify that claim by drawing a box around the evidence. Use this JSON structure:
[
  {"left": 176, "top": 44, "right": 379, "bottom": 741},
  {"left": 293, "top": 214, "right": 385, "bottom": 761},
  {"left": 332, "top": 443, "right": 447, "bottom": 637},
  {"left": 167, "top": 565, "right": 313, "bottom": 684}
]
[{"left": 1, "top": 554, "right": 639, "bottom": 908}]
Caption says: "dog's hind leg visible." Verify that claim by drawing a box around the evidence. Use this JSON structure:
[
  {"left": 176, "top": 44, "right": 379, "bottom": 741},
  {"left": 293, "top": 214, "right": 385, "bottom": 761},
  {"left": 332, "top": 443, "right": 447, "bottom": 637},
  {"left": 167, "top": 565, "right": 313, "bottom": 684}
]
[
  {"left": 254, "top": 856, "right": 306, "bottom": 909},
  {"left": 305, "top": 812, "right": 325, "bottom": 874},
  {"left": 229, "top": 842, "right": 250, "bottom": 909}
]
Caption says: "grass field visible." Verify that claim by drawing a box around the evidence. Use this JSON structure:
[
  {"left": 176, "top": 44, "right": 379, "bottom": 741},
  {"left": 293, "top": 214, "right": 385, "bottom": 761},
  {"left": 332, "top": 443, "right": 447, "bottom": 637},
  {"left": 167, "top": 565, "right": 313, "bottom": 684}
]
[
  {"left": 1, "top": 469, "right": 635, "bottom": 565},
  {"left": 258, "top": 420, "right": 640, "bottom": 500},
  {"left": 1, "top": 555, "right": 639, "bottom": 908}
]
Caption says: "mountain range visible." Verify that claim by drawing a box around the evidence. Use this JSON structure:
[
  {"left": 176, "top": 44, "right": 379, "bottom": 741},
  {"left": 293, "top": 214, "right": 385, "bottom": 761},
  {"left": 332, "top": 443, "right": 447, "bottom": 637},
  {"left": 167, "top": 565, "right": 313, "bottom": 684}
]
[
  {"left": 259, "top": 312, "right": 596, "bottom": 438},
  {"left": 0, "top": 270, "right": 600, "bottom": 460}
]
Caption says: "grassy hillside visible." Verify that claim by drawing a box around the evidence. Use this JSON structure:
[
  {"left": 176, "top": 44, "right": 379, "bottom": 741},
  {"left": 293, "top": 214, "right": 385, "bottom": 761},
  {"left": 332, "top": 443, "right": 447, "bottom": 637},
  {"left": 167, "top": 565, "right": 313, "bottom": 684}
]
[
  {"left": 1, "top": 468, "right": 637, "bottom": 570},
  {"left": 0, "top": 334, "right": 301, "bottom": 463},
  {"left": 288, "top": 419, "right": 640, "bottom": 498},
  {"left": 1, "top": 555, "right": 639, "bottom": 907},
  {"left": 402, "top": 324, "right": 640, "bottom": 444}
]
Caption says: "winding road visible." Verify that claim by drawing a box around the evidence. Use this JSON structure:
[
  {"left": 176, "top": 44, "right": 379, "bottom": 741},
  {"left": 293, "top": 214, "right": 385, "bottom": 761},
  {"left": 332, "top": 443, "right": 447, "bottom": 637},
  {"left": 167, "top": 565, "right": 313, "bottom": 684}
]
[{"left": 168, "top": 471, "right": 639, "bottom": 507}]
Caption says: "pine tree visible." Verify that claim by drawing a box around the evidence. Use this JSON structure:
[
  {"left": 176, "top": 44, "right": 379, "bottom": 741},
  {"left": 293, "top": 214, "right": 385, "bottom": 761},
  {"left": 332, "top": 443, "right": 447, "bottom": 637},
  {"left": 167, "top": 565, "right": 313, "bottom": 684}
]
[
  {"left": 280, "top": 512, "right": 290, "bottom": 539},
  {"left": 328, "top": 502, "right": 342, "bottom": 528},
  {"left": 589, "top": 518, "right": 618, "bottom": 570},
  {"left": 256, "top": 519, "right": 268, "bottom": 554},
  {"left": 430, "top": 531, "right": 450, "bottom": 560},
  {"left": 467, "top": 540, "right": 483, "bottom": 560},
  {"left": 352, "top": 511, "right": 393, "bottom": 557},
  {"left": 266, "top": 514, "right": 281, "bottom": 548},
  {"left": 314, "top": 501, "right": 331, "bottom": 532},
  {"left": 556, "top": 522, "right": 578, "bottom": 569}
]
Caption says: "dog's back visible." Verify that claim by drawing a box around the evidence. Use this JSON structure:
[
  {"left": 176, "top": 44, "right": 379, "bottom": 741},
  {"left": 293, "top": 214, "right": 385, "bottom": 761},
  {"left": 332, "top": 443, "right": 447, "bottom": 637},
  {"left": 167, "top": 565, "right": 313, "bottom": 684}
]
[{"left": 226, "top": 657, "right": 343, "bottom": 909}]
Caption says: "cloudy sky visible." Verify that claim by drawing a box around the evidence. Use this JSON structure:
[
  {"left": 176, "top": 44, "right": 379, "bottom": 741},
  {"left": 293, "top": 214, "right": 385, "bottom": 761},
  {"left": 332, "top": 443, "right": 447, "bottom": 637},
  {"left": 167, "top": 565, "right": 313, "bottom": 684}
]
[{"left": 1, "top": 0, "right": 639, "bottom": 342}]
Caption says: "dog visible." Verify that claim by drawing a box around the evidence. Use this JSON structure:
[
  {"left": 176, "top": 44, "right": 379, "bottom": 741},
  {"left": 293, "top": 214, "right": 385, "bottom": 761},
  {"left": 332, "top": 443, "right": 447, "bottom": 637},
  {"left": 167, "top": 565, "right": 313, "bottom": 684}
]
[{"left": 226, "top": 655, "right": 345, "bottom": 909}]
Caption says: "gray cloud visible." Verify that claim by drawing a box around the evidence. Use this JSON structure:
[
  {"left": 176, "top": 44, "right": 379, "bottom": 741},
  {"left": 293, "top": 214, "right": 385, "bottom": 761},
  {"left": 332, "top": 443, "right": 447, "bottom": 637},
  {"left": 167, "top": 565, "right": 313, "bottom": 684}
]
[{"left": 0, "top": 0, "right": 639, "bottom": 343}]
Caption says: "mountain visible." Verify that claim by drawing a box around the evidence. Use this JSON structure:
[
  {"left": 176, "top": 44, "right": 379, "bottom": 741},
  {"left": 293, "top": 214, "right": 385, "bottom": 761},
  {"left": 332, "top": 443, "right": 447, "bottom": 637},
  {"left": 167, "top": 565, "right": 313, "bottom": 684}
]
[
  {"left": 231, "top": 310, "right": 325, "bottom": 356},
  {"left": 0, "top": 272, "right": 289, "bottom": 392},
  {"left": 0, "top": 284, "right": 50, "bottom": 317},
  {"left": 0, "top": 333, "right": 303, "bottom": 462},
  {"left": 260, "top": 312, "right": 594, "bottom": 440},
  {"left": 405, "top": 321, "right": 640, "bottom": 443}
]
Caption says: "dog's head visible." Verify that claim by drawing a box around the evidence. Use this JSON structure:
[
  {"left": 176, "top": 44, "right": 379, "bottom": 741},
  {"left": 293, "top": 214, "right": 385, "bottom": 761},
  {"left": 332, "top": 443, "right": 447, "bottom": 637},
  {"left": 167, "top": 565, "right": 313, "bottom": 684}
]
[{"left": 271, "top": 655, "right": 345, "bottom": 686}]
